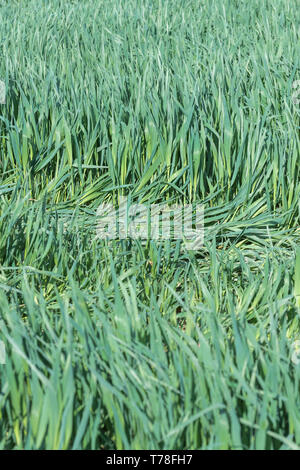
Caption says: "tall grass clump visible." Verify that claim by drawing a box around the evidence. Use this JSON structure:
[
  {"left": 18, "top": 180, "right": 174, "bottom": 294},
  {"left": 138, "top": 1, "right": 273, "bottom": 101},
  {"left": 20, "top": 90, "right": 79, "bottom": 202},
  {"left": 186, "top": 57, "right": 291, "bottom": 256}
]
[{"left": 0, "top": 0, "right": 300, "bottom": 450}]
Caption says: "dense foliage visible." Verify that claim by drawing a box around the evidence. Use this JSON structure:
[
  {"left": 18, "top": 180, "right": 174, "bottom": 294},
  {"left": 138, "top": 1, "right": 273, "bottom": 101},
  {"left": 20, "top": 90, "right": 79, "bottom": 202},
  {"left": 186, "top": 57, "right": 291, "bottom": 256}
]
[{"left": 0, "top": 0, "right": 300, "bottom": 449}]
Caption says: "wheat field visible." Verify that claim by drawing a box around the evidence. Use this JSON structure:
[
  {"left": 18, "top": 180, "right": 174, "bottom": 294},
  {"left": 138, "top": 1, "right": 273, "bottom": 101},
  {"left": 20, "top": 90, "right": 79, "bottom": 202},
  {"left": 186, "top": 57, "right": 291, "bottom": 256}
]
[{"left": 0, "top": 0, "right": 300, "bottom": 450}]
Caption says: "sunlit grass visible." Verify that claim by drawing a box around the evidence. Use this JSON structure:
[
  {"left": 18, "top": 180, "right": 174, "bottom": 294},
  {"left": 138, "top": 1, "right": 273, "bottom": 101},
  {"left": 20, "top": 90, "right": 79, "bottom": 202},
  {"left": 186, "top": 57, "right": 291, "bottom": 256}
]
[{"left": 0, "top": 0, "right": 300, "bottom": 450}]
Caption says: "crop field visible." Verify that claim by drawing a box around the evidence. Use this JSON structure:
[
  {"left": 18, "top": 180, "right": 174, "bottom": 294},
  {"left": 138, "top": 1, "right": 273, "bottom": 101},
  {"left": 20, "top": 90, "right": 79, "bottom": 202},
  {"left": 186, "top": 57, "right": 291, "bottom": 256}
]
[{"left": 0, "top": 0, "right": 300, "bottom": 450}]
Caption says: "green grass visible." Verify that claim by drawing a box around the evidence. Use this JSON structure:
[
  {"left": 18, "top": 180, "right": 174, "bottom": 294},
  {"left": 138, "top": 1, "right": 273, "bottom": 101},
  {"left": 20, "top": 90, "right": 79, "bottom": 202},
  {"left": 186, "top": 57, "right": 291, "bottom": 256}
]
[{"left": 0, "top": 0, "right": 300, "bottom": 450}]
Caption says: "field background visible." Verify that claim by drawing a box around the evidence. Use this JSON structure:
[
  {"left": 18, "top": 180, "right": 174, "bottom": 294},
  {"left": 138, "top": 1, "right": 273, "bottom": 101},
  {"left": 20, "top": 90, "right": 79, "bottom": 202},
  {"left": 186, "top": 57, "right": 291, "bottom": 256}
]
[{"left": 0, "top": 0, "right": 300, "bottom": 449}]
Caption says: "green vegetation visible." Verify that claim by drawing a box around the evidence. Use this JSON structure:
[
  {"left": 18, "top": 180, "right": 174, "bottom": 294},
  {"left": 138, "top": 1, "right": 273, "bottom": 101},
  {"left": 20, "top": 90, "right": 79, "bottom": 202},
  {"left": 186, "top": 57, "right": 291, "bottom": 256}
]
[{"left": 1, "top": 0, "right": 300, "bottom": 450}]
